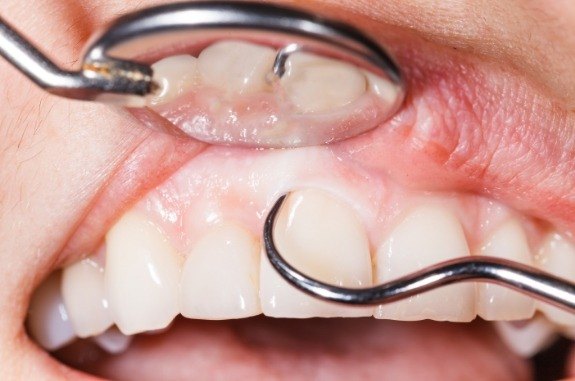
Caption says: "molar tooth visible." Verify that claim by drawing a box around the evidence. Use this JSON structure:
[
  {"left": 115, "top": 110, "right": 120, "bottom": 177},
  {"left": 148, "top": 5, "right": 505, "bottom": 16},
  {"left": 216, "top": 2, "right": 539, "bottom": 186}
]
[
  {"left": 27, "top": 272, "right": 76, "bottom": 351},
  {"left": 105, "top": 211, "right": 181, "bottom": 335},
  {"left": 180, "top": 223, "right": 261, "bottom": 319},
  {"left": 61, "top": 257, "right": 112, "bottom": 338},
  {"left": 536, "top": 233, "right": 575, "bottom": 326},
  {"left": 280, "top": 52, "right": 367, "bottom": 114},
  {"left": 260, "top": 189, "right": 373, "bottom": 318},
  {"left": 147, "top": 55, "right": 199, "bottom": 106},
  {"left": 365, "top": 72, "right": 401, "bottom": 105},
  {"left": 374, "top": 204, "right": 475, "bottom": 322},
  {"left": 198, "top": 40, "right": 276, "bottom": 95},
  {"left": 92, "top": 327, "right": 133, "bottom": 355},
  {"left": 493, "top": 316, "right": 558, "bottom": 357},
  {"left": 476, "top": 219, "right": 536, "bottom": 321}
]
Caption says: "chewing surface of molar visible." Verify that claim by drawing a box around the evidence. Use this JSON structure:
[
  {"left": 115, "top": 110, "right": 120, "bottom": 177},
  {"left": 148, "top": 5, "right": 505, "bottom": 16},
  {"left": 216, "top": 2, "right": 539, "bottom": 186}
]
[
  {"left": 28, "top": 272, "right": 76, "bottom": 351},
  {"left": 147, "top": 55, "right": 199, "bottom": 106},
  {"left": 279, "top": 52, "right": 367, "bottom": 113},
  {"left": 61, "top": 257, "right": 113, "bottom": 337},
  {"left": 259, "top": 189, "right": 374, "bottom": 318},
  {"left": 180, "top": 223, "right": 261, "bottom": 319},
  {"left": 198, "top": 40, "right": 276, "bottom": 96},
  {"left": 374, "top": 204, "right": 476, "bottom": 322},
  {"left": 145, "top": 41, "right": 399, "bottom": 147},
  {"left": 476, "top": 219, "right": 536, "bottom": 321},
  {"left": 105, "top": 211, "right": 181, "bottom": 335},
  {"left": 537, "top": 233, "right": 575, "bottom": 326}
]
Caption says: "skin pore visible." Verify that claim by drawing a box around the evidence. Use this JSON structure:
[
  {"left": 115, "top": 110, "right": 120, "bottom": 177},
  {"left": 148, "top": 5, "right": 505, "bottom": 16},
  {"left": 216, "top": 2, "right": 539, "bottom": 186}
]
[{"left": 0, "top": 0, "right": 574, "bottom": 380}]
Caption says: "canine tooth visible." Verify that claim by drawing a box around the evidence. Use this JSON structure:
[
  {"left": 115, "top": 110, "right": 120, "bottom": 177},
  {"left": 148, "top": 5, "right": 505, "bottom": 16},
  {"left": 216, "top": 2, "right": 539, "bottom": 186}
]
[
  {"left": 105, "top": 211, "right": 181, "bottom": 335},
  {"left": 27, "top": 272, "right": 76, "bottom": 351},
  {"left": 476, "top": 219, "right": 536, "bottom": 321},
  {"left": 198, "top": 40, "right": 275, "bottom": 95},
  {"left": 374, "top": 204, "right": 475, "bottom": 322},
  {"left": 61, "top": 258, "right": 112, "bottom": 337},
  {"left": 92, "top": 327, "right": 133, "bottom": 355},
  {"left": 260, "top": 189, "right": 373, "bottom": 318},
  {"left": 280, "top": 52, "right": 367, "bottom": 113},
  {"left": 537, "top": 233, "right": 575, "bottom": 326},
  {"left": 147, "top": 55, "right": 199, "bottom": 106},
  {"left": 180, "top": 223, "right": 261, "bottom": 319},
  {"left": 494, "top": 316, "right": 558, "bottom": 357}
]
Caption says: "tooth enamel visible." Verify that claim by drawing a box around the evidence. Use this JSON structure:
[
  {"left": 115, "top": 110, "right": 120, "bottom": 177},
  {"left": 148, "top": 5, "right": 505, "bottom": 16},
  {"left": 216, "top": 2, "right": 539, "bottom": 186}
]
[
  {"left": 374, "top": 204, "right": 475, "bottom": 322},
  {"left": 148, "top": 55, "right": 199, "bottom": 106},
  {"left": 92, "top": 327, "right": 133, "bottom": 354},
  {"left": 280, "top": 52, "right": 367, "bottom": 113},
  {"left": 493, "top": 316, "right": 557, "bottom": 357},
  {"left": 105, "top": 211, "right": 181, "bottom": 335},
  {"left": 536, "top": 233, "right": 575, "bottom": 326},
  {"left": 476, "top": 219, "right": 536, "bottom": 321},
  {"left": 180, "top": 223, "right": 261, "bottom": 319},
  {"left": 27, "top": 272, "right": 76, "bottom": 351},
  {"left": 198, "top": 40, "right": 276, "bottom": 95},
  {"left": 365, "top": 72, "right": 401, "bottom": 105},
  {"left": 61, "top": 257, "right": 112, "bottom": 337},
  {"left": 260, "top": 189, "right": 373, "bottom": 318}
]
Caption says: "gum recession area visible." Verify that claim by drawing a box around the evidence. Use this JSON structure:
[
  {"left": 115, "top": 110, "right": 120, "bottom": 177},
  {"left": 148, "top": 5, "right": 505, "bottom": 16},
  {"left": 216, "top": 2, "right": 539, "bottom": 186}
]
[{"left": 42, "top": 37, "right": 574, "bottom": 380}]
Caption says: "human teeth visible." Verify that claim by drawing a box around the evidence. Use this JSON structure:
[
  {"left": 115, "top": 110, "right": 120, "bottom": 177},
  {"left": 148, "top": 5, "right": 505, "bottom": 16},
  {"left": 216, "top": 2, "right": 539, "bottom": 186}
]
[
  {"left": 374, "top": 204, "right": 475, "bottom": 321},
  {"left": 365, "top": 72, "right": 401, "bottom": 105},
  {"left": 260, "top": 189, "right": 373, "bottom": 318},
  {"left": 493, "top": 316, "right": 557, "bottom": 357},
  {"left": 280, "top": 52, "right": 367, "bottom": 113},
  {"left": 476, "top": 219, "right": 536, "bottom": 321},
  {"left": 536, "top": 233, "right": 575, "bottom": 326},
  {"left": 147, "top": 55, "right": 199, "bottom": 106},
  {"left": 92, "top": 327, "right": 133, "bottom": 354},
  {"left": 27, "top": 272, "right": 76, "bottom": 351},
  {"left": 180, "top": 223, "right": 261, "bottom": 319},
  {"left": 198, "top": 40, "right": 275, "bottom": 95},
  {"left": 61, "top": 257, "right": 112, "bottom": 337},
  {"left": 105, "top": 211, "right": 181, "bottom": 335}
]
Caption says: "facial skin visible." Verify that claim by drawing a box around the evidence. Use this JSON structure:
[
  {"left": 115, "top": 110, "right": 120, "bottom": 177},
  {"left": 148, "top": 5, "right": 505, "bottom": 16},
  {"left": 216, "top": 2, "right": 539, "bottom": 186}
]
[{"left": 0, "top": 0, "right": 574, "bottom": 380}]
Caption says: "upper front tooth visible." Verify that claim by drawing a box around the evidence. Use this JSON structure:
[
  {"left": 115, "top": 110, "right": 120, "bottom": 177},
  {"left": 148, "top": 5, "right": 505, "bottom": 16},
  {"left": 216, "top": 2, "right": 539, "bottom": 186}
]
[
  {"left": 476, "top": 219, "right": 536, "bottom": 321},
  {"left": 374, "top": 204, "right": 475, "bottom": 322},
  {"left": 61, "top": 257, "right": 113, "bottom": 337},
  {"left": 536, "top": 232, "right": 575, "bottom": 326},
  {"left": 260, "top": 189, "right": 373, "bottom": 318},
  {"left": 148, "top": 55, "right": 199, "bottom": 106},
  {"left": 180, "top": 223, "right": 261, "bottom": 319},
  {"left": 105, "top": 211, "right": 181, "bottom": 335},
  {"left": 198, "top": 40, "right": 276, "bottom": 95},
  {"left": 280, "top": 52, "right": 367, "bottom": 114},
  {"left": 27, "top": 272, "right": 76, "bottom": 351}
]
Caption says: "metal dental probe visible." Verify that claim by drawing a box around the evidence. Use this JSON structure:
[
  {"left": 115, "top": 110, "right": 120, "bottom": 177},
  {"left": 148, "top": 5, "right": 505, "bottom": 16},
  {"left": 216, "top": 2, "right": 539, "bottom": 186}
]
[
  {"left": 0, "top": 1, "right": 404, "bottom": 107},
  {"left": 264, "top": 194, "right": 575, "bottom": 313}
]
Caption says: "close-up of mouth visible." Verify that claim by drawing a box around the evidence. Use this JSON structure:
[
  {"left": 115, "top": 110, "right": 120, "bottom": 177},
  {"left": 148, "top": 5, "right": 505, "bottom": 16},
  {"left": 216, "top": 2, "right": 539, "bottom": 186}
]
[{"left": 2, "top": 0, "right": 575, "bottom": 380}]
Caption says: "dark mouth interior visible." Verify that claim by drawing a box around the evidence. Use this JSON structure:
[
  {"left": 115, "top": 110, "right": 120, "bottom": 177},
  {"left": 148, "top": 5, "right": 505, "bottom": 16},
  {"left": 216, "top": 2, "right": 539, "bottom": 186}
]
[{"left": 42, "top": 316, "right": 570, "bottom": 381}]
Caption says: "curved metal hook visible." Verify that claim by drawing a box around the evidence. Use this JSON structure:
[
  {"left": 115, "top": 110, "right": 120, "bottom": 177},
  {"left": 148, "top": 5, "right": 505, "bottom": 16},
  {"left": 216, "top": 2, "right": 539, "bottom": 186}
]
[{"left": 264, "top": 194, "right": 575, "bottom": 312}]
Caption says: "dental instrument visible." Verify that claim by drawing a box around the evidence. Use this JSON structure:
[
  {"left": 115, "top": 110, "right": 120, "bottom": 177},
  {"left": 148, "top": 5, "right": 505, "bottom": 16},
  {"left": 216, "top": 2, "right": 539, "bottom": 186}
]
[
  {"left": 264, "top": 194, "right": 575, "bottom": 313},
  {"left": 0, "top": 1, "right": 404, "bottom": 107}
]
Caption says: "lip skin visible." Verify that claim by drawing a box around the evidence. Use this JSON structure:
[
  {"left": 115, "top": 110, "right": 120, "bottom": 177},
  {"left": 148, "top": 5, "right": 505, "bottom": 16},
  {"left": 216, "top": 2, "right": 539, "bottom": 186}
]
[{"left": 0, "top": 0, "right": 574, "bottom": 380}]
